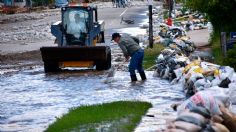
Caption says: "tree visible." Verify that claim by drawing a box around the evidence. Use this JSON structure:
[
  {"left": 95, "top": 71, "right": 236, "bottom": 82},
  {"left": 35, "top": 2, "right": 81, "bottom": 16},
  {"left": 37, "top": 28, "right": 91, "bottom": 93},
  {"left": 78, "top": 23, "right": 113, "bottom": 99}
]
[{"left": 185, "top": 0, "right": 236, "bottom": 32}]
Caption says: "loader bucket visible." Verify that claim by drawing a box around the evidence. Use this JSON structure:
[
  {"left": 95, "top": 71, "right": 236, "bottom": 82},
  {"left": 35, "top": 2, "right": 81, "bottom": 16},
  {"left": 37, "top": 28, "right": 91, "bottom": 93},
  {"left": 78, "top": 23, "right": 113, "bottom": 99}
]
[{"left": 40, "top": 46, "right": 111, "bottom": 72}]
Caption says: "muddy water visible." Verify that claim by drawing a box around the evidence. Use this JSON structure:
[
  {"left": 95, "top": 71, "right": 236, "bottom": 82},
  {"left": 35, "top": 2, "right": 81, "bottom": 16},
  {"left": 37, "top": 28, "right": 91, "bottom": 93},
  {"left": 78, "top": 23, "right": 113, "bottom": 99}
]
[{"left": 0, "top": 66, "right": 185, "bottom": 131}]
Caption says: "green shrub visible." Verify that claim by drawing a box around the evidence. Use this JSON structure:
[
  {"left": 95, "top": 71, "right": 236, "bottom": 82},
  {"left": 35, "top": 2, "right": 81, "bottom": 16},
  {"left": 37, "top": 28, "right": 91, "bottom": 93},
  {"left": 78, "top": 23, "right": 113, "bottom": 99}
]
[
  {"left": 143, "top": 44, "right": 164, "bottom": 70},
  {"left": 223, "top": 47, "right": 236, "bottom": 70}
]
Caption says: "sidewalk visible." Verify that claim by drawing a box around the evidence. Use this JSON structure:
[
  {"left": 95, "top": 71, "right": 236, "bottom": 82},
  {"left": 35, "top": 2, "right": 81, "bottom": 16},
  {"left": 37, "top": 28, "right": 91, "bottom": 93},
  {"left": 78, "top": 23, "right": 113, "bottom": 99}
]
[{"left": 187, "top": 29, "right": 210, "bottom": 47}]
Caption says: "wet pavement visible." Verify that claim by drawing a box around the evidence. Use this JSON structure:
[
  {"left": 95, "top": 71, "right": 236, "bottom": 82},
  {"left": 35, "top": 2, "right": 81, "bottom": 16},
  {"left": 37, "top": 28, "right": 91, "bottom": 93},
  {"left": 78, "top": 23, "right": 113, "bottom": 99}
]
[{"left": 0, "top": 66, "right": 185, "bottom": 131}]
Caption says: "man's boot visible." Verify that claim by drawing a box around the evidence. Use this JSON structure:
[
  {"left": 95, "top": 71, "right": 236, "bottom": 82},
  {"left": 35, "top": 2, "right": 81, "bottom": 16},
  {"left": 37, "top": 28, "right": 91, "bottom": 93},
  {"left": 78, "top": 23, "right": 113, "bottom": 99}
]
[
  {"left": 130, "top": 75, "right": 137, "bottom": 82},
  {"left": 139, "top": 71, "right": 146, "bottom": 80}
]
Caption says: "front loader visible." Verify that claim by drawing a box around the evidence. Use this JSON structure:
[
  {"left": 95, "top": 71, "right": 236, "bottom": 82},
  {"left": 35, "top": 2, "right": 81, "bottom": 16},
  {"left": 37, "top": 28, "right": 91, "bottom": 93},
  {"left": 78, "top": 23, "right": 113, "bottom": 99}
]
[{"left": 40, "top": 5, "right": 111, "bottom": 72}]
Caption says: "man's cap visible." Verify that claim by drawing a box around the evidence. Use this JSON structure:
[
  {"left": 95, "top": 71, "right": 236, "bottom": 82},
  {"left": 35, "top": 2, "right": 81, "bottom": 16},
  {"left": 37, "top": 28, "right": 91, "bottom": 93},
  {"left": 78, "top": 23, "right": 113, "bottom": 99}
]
[{"left": 111, "top": 33, "right": 121, "bottom": 41}]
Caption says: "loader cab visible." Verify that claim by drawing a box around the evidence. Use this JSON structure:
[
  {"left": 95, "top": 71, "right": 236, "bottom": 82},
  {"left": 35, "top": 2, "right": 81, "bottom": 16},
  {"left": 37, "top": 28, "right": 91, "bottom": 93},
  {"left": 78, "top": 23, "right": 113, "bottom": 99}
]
[{"left": 61, "top": 6, "right": 102, "bottom": 46}]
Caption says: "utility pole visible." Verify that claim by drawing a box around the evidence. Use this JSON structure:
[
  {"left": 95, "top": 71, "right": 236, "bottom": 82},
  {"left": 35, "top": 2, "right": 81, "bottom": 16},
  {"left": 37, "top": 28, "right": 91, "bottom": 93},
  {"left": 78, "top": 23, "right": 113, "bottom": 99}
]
[
  {"left": 168, "top": 0, "right": 173, "bottom": 18},
  {"left": 148, "top": 0, "right": 153, "bottom": 48}
]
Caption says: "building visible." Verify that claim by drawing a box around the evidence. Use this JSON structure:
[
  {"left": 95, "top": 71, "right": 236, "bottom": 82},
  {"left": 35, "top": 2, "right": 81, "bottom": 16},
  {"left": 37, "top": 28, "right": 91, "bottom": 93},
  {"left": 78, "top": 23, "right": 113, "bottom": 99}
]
[{"left": 0, "top": 0, "right": 32, "bottom": 7}]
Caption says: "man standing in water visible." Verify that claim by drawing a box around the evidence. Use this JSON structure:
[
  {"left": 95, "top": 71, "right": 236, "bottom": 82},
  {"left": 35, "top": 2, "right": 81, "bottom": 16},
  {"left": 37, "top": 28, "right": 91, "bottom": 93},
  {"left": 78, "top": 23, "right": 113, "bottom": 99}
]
[{"left": 111, "top": 33, "right": 147, "bottom": 82}]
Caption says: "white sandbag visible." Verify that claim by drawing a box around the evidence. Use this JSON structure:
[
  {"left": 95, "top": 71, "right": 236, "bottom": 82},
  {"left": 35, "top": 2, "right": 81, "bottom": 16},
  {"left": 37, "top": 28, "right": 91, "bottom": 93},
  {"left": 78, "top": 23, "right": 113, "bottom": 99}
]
[
  {"left": 174, "top": 67, "right": 184, "bottom": 79},
  {"left": 229, "top": 105, "right": 236, "bottom": 115},
  {"left": 211, "top": 77, "right": 221, "bottom": 86},
  {"left": 231, "top": 73, "right": 236, "bottom": 83},
  {"left": 177, "top": 91, "right": 222, "bottom": 116},
  {"left": 174, "top": 121, "right": 201, "bottom": 132},
  {"left": 201, "top": 62, "right": 220, "bottom": 71},
  {"left": 174, "top": 39, "right": 186, "bottom": 48},
  {"left": 219, "top": 66, "right": 235, "bottom": 81},
  {"left": 189, "top": 73, "right": 204, "bottom": 82},
  {"left": 194, "top": 79, "right": 206, "bottom": 90},
  {"left": 229, "top": 83, "right": 236, "bottom": 104},
  {"left": 175, "top": 55, "right": 188, "bottom": 62},
  {"left": 157, "top": 54, "right": 164, "bottom": 61},
  {"left": 178, "top": 111, "right": 208, "bottom": 125},
  {"left": 195, "top": 79, "right": 208, "bottom": 87},
  {"left": 194, "top": 79, "right": 211, "bottom": 91},
  {"left": 205, "top": 86, "right": 230, "bottom": 108},
  {"left": 162, "top": 66, "right": 170, "bottom": 79}
]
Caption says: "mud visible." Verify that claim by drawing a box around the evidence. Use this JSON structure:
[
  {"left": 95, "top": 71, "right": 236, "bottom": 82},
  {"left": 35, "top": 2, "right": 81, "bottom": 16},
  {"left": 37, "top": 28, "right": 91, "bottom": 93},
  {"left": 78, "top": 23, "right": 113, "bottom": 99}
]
[
  {"left": 0, "top": 50, "right": 42, "bottom": 75},
  {"left": 0, "top": 50, "right": 41, "bottom": 63}
]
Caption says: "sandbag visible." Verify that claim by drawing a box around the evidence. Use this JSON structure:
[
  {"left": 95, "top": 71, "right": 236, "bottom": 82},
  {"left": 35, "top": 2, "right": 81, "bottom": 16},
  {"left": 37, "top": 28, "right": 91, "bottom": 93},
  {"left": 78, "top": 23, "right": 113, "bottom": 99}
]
[
  {"left": 205, "top": 86, "right": 230, "bottom": 107},
  {"left": 229, "top": 83, "right": 236, "bottom": 104},
  {"left": 165, "top": 128, "right": 186, "bottom": 132},
  {"left": 157, "top": 54, "right": 164, "bottom": 62},
  {"left": 219, "top": 78, "right": 231, "bottom": 88},
  {"left": 174, "top": 67, "right": 184, "bottom": 79},
  {"left": 177, "top": 91, "right": 222, "bottom": 116},
  {"left": 174, "top": 121, "right": 202, "bottom": 132},
  {"left": 190, "top": 106, "right": 211, "bottom": 119},
  {"left": 201, "top": 62, "right": 220, "bottom": 72},
  {"left": 231, "top": 73, "right": 236, "bottom": 83},
  {"left": 212, "top": 123, "right": 230, "bottom": 132},
  {"left": 220, "top": 106, "right": 236, "bottom": 132},
  {"left": 189, "top": 72, "right": 204, "bottom": 82},
  {"left": 202, "top": 124, "right": 216, "bottom": 132},
  {"left": 219, "top": 66, "right": 234, "bottom": 80},
  {"left": 211, "top": 77, "right": 221, "bottom": 87},
  {"left": 211, "top": 115, "right": 224, "bottom": 123},
  {"left": 178, "top": 111, "right": 208, "bottom": 127},
  {"left": 183, "top": 60, "right": 201, "bottom": 73},
  {"left": 194, "top": 78, "right": 211, "bottom": 91}
]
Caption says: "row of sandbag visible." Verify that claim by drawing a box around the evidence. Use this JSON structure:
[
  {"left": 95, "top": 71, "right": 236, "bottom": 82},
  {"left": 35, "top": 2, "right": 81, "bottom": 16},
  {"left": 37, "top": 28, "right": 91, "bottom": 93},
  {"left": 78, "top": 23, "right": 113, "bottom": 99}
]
[
  {"left": 165, "top": 90, "right": 236, "bottom": 132},
  {"left": 157, "top": 50, "right": 236, "bottom": 131},
  {"left": 157, "top": 25, "right": 196, "bottom": 56},
  {"left": 174, "top": 12, "right": 209, "bottom": 31},
  {"left": 155, "top": 48, "right": 236, "bottom": 96},
  {"left": 154, "top": 24, "right": 236, "bottom": 132},
  {"left": 151, "top": 5, "right": 236, "bottom": 131},
  {"left": 172, "top": 59, "right": 235, "bottom": 97}
]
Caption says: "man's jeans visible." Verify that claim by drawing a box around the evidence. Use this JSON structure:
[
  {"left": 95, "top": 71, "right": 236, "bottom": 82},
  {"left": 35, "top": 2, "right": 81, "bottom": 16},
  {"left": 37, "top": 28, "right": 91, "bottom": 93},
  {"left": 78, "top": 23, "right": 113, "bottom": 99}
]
[{"left": 129, "top": 49, "right": 144, "bottom": 76}]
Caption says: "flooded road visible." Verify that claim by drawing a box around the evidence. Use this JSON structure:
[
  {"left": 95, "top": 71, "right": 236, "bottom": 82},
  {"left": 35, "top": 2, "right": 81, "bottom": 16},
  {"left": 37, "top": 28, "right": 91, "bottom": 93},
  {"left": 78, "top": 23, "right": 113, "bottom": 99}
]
[{"left": 0, "top": 66, "right": 185, "bottom": 131}]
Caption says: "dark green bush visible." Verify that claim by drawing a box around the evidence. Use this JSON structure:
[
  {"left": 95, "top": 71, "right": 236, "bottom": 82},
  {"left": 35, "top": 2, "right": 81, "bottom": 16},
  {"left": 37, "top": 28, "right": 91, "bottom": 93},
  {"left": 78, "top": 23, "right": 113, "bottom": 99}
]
[{"left": 223, "top": 46, "right": 236, "bottom": 70}]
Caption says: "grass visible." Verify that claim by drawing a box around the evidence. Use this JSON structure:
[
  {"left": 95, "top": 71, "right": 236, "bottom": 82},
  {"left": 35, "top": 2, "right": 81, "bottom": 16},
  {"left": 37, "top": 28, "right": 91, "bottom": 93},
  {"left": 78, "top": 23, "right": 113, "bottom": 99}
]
[
  {"left": 210, "top": 33, "right": 224, "bottom": 65},
  {"left": 143, "top": 44, "right": 165, "bottom": 70},
  {"left": 163, "top": 10, "right": 169, "bottom": 20},
  {"left": 174, "top": 16, "right": 187, "bottom": 22},
  {"left": 46, "top": 101, "right": 152, "bottom": 132}
]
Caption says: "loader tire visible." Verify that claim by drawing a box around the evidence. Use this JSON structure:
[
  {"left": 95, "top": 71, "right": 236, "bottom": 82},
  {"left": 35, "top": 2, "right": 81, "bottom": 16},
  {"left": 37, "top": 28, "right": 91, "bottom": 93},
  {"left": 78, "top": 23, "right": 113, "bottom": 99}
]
[
  {"left": 103, "top": 49, "right": 111, "bottom": 69},
  {"left": 96, "top": 50, "right": 111, "bottom": 70},
  {"left": 44, "top": 62, "right": 60, "bottom": 73}
]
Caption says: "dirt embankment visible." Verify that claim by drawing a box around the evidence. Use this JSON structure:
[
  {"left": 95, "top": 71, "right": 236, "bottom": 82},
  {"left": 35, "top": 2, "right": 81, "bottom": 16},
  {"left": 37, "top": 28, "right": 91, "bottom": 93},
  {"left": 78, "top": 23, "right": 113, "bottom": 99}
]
[
  {"left": 0, "top": 50, "right": 41, "bottom": 63},
  {"left": 0, "top": 50, "right": 43, "bottom": 73},
  {"left": 0, "top": 9, "right": 60, "bottom": 69}
]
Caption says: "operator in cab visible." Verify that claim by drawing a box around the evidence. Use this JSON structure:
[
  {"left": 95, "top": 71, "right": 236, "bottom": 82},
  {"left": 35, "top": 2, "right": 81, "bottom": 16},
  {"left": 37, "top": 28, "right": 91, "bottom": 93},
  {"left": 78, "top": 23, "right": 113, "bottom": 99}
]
[{"left": 66, "top": 12, "right": 88, "bottom": 44}]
